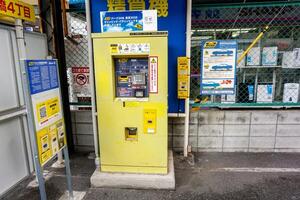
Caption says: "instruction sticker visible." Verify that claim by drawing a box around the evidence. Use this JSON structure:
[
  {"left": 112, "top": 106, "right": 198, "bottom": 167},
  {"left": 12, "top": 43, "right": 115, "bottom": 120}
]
[
  {"left": 149, "top": 56, "right": 158, "bottom": 93},
  {"left": 111, "top": 43, "right": 150, "bottom": 54},
  {"left": 36, "top": 97, "right": 60, "bottom": 125},
  {"left": 36, "top": 119, "right": 66, "bottom": 166}
]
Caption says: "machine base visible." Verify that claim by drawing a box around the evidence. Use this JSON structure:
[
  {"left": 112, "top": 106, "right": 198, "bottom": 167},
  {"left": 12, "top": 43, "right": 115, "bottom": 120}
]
[{"left": 90, "top": 151, "right": 175, "bottom": 190}]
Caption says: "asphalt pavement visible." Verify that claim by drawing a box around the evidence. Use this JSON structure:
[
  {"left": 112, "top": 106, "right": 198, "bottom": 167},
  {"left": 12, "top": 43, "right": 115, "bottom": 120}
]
[{"left": 4, "top": 152, "right": 300, "bottom": 200}]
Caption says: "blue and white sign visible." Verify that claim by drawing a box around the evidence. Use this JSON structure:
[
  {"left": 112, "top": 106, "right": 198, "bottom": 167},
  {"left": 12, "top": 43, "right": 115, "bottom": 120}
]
[
  {"left": 200, "top": 40, "right": 237, "bottom": 95},
  {"left": 26, "top": 60, "right": 59, "bottom": 95},
  {"left": 100, "top": 10, "right": 157, "bottom": 32}
]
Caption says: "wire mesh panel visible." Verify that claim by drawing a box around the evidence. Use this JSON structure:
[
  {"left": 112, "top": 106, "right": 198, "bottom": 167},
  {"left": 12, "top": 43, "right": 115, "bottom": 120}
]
[
  {"left": 64, "top": 11, "right": 91, "bottom": 110},
  {"left": 191, "top": 2, "right": 300, "bottom": 108}
]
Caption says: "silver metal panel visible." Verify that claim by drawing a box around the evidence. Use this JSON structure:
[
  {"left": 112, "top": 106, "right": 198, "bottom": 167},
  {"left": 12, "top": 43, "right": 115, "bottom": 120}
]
[
  {"left": 0, "top": 28, "right": 19, "bottom": 112},
  {"left": 13, "top": 31, "right": 34, "bottom": 172},
  {"left": 24, "top": 32, "right": 48, "bottom": 59},
  {"left": 10, "top": 31, "right": 25, "bottom": 107},
  {"left": 0, "top": 117, "right": 29, "bottom": 195}
]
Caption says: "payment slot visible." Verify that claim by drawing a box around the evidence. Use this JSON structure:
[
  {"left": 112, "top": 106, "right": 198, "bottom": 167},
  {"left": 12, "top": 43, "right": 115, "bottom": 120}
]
[
  {"left": 177, "top": 57, "right": 190, "bottom": 99},
  {"left": 93, "top": 32, "right": 168, "bottom": 174}
]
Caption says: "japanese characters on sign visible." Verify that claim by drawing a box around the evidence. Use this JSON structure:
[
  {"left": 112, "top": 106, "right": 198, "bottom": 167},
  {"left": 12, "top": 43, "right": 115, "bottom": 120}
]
[
  {"left": 200, "top": 40, "right": 237, "bottom": 95},
  {"left": 149, "top": 56, "right": 158, "bottom": 93},
  {"left": 71, "top": 67, "right": 91, "bottom": 100},
  {"left": 106, "top": 0, "right": 168, "bottom": 17},
  {"left": 177, "top": 57, "right": 189, "bottom": 99},
  {"left": 100, "top": 10, "right": 157, "bottom": 32},
  {"left": 0, "top": 0, "right": 35, "bottom": 22},
  {"left": 26, "top": 60, "right": 67, "bottom": 166}
]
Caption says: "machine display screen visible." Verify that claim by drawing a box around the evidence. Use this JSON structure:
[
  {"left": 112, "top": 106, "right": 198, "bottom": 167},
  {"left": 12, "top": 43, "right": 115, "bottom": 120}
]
[{"left": 114, "top": 58, "right": 149, "bottom": 98}]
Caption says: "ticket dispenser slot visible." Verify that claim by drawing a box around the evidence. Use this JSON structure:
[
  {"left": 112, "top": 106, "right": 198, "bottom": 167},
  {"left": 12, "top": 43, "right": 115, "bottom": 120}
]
[
  {"left": 125, "top": 127, "right": 138, "bottom": 141},
  {"left": 143, "top": 109, "right": 157, "bottom": 134}
]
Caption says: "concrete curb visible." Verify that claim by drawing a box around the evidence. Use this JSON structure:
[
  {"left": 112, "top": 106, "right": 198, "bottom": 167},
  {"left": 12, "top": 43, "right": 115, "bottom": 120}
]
[{"left": 90, "top": 150, "right": 175, "bottom": 190}]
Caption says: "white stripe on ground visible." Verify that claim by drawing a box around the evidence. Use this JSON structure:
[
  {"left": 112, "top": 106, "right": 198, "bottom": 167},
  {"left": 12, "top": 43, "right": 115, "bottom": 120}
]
[{"left": 210, "top": 168, "right": 300, "bottom": 173}]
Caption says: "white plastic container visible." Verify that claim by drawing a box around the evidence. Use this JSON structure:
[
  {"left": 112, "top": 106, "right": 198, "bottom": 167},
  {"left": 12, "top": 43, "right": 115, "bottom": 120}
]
[
  {"left": 283, "top": 83, "right": 299, "bottom": 103},
  {"left": 262, "top": 47, "right": 278, "bottom": 66},
  {"left": 293, "top": 48, "right": 300, "bottom": 68},
  {"left": 257, "top": 84, "right": 273, "bottom": 103},
  {"left": 246, "top": 47, "right": 261, "bottom": 66},
  {"left": 282, "top": 51, "right": 294, "bottom": 68}
]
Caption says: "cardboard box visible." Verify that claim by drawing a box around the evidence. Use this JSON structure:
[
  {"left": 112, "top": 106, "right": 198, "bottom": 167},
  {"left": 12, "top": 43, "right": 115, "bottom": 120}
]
[
  {"left": 257, "top": 84, "right": 273, "bottom": 103},
  {"left": 246, "top": 47, "right": 261, "bottom": 66},
  {"left": 237, "top": 50, "right": 245, "bottom": 68},
  {"left": 262, "top": 47, "right": 278, "bottom": 66},
  {"left": 293, "top": 48, "right": 300, "bottom": 68},
  {"left": 283, "top": 83, "right": 299, "bottom": 103},
  {"left": 282, "top": 51, "right": 294, "bottom": 68}
]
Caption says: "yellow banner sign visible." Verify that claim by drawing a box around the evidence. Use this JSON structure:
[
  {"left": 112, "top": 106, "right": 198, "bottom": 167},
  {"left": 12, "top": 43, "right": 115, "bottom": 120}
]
[{"left": 0, "top": 0, "right": 35, "bottom": 22}]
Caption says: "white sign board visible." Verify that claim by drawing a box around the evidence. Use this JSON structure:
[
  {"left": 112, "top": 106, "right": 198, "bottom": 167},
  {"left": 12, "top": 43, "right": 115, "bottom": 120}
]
[{"left": 200, "top": 40, "right": 237, "bottom": 95}]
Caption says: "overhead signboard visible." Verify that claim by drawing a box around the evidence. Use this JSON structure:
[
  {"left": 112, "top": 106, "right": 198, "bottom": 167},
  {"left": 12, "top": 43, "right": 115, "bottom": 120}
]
[
  {"left": 100, "top": 10, "right": 157, "bottom": 32},
  {"left": 200, "top": 40, "right": 237, "bottom": 95},
  {"left": 25, "top": 60, "right": 67, "bottom": 166},
  {"left": 0, "top": 0, "right": 35, "bottom": 22}
]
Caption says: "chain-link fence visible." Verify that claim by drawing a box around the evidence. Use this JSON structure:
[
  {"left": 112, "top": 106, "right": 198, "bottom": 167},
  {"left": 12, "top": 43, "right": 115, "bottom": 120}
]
[
  {"left": 64, "top": 9, "right": 92, "bottom": 110},
  {"left": 191, "top": 2, "right": 300, "bottom": 108}
]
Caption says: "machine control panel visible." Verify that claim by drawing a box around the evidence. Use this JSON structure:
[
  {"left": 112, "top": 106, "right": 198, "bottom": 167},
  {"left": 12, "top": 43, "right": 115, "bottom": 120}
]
[{"left": 114, "top": 58, "right": 149, "bottom": 98}]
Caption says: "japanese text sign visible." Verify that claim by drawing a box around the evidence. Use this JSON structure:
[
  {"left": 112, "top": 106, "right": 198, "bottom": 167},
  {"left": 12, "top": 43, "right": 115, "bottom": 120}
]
[
  {"left": 100, "top": 10, "right": 157, "bottom": 32},
  {"left": 106, "top": 0, "right": 168, "bottom": 17},
  {"left": 200, "top": 40, "right": 237, "bottom": 95},
  {"left": 26, "top": 60, "right": 67, "bottom": 166},
  {"left": 0, "top": 0, "right": 35, "bottom": 22}
]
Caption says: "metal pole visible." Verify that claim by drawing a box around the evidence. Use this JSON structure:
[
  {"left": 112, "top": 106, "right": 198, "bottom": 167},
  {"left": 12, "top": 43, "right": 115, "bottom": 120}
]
[
  {"left": 15, "top": 19, "right": 47, "bottom": 200},
  {"left": 63, "top": 147, "right": 74, "bottom": 199},
  {"left": 52, "top": 0, "right": 74, "bottom": 153},
  {"left": 184, "top": 0, "right": 192, "bottom": 157},
  {"left": 85, "top": 0, "right": 100, "bottom": 166}
]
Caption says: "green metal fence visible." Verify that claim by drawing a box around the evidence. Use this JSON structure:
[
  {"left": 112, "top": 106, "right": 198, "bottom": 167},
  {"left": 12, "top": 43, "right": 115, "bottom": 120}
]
[{"left": 191, "top": 1, "right": 300, "bottom": 108}]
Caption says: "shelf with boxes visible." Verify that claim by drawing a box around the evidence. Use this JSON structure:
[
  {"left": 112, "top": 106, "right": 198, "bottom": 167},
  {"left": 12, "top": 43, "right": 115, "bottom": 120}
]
[{"left": 220, "top": 45, "right": 300, "bottom": 106}]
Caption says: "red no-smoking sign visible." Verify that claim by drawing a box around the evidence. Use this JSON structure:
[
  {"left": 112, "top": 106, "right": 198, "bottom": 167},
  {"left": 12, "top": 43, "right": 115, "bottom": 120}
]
[{"left": 75, "top": 74, "right": 87, "bottom": 85}]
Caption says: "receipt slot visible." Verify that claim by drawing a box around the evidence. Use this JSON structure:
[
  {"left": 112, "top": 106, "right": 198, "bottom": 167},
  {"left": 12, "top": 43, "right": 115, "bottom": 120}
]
[{"left": 92, "top": 32, "right": 168, "bottom": 174}]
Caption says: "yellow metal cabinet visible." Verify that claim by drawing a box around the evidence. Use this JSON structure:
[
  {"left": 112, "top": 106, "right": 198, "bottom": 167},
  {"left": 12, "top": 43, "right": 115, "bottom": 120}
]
[{"left": 92, "top": 32, "right": 168, "bottom": 174}]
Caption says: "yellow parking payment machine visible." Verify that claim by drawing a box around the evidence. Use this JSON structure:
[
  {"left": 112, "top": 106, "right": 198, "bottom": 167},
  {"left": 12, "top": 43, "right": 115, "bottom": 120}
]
[{"left": 92, "top": 32, "right": 168, "bottom": 174}]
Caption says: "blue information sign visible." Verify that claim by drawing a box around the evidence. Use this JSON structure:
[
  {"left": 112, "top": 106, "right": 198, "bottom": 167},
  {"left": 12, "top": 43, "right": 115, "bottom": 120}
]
[
  {"left": 26, "top": 60, "right": 59, "bottom": 95},
  {"left": 101, "top": 11, "right": 144, "bottom": 32}
]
